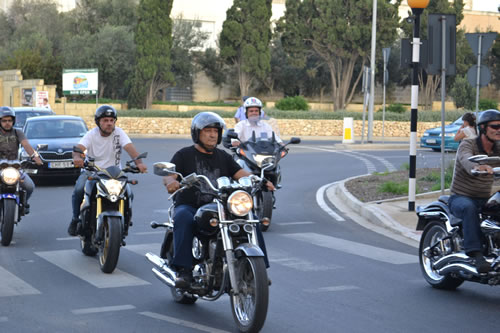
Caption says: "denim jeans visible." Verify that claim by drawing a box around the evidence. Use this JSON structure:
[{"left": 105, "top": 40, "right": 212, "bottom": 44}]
[
  {"left": 172, "top": 204, "right": 270, "bottom": 269},
  {"left": 448, "top": 194, "right": 488, "bottom": 254},
  {"left": 20, "top": 172, "right": 35, "bottom": 201}
]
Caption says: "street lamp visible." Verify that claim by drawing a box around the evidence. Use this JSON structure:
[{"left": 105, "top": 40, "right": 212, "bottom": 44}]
[{"left": 407, "top": 0, "right": 429, "bottom": 211}]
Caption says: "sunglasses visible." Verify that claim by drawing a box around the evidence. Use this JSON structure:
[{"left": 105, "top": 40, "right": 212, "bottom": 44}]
[
  {"left": 0, "top": 119, "right": 13, "bottom": 123},
  {"left": 488, "top": 124, "right": 500, "bottom": 130}
]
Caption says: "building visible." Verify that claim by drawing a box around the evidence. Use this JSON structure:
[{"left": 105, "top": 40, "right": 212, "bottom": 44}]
[{"left": 0, "top": 0, "right": 78, "bottom": 12}]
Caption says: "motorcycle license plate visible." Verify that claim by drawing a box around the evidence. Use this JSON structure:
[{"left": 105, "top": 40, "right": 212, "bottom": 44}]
[
  {"left": 426, "top": 139, "right": 436, "bottom": 144},
  {"left": 48, "top": 161, "right": 73, "bottom": 169}
]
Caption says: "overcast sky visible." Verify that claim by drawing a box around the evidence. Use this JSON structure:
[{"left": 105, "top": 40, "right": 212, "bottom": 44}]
[{"left": 473, "top": 1, "right": 500, "bottom": 12}]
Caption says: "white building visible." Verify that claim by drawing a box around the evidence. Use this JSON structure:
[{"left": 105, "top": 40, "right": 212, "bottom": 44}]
[{"left": 0, "top": 0, "right": 78, "bottom": 12}]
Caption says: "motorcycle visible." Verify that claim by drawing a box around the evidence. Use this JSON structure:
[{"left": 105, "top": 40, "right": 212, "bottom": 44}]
[
  {"left": 74, "top": 146, "right": 147, "bottom": 273},
  {"left": 417, "top": 154, "right": 500, "bottom": 289},
  {"left": 1, "top": 144, "right": 47, "bottom": 246},
  {"left": 223, "top": 122, "right": 301, "bottom": 231},
  {"left": 146, "top": 162, "right": 269, "bottom": 333}
]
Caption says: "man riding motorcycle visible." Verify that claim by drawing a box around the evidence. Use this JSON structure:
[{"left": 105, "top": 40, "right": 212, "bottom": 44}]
[
  {"left": 448, "top": 109, "right": 500, "bottom": 273},
  {"left": 0, "top": 106, "right": 42, "bottom": 213},
  {"left": 162, "top": 111, "right": 273, "bottom": 288},
  {"left": 68, "top": 105, "right": 147, "bottom": 236}
]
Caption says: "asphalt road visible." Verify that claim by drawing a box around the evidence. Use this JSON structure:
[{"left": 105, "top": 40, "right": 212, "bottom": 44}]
[{"left": 2, "top": 138, "right": 500, "bottom": 332}]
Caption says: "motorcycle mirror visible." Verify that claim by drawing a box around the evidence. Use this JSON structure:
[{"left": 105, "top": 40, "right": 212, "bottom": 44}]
[
  {"left": 134, "top": 152, "right": 148, "bottom": 160},
  {"left": 226, "top": 129, "right": 239, "bottom": 140},
  {"left": 37, "top": 144, "right": 48, "bottom": 151},
  {"left": 153, "top": 162, "right": 177, "bottom": 176},
  {"left": 290, "top": 137, "right": 301, "bottom": 144},
  {"left": 469, "top": 155, "right": 500, "bottom": 163}
]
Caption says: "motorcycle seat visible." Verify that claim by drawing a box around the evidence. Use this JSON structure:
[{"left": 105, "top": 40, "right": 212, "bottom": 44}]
[{"left": 438, "top": 195, "right": 450, "bottom": 204}]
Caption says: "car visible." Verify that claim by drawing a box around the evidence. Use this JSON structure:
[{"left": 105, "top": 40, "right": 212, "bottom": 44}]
[
  {"left": 13, "top": 107, "right": 55, "bottom": 130},
  {"left": 420, "top": 112, "right": 481, "bottom": 151},
  {"left": 19, "top": 115, "right": 88, "bottom": 180}
]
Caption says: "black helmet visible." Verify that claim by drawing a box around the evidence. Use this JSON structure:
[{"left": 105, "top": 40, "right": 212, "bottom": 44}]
[
  {"left": 0, "top": 107, "right": 15, "bottom": 129},
  {"left": 94, "top": 105, "right": 117, "bottom": 125},
  {"left": 191, "top": 112, "right": 226, "bottom": 145},
  {"left": 478, "top": 109, "right": 500, "bottom": 126}
]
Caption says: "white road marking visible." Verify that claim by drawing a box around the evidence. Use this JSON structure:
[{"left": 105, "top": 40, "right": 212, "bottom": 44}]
[
  {"left": 295, "top": 146, "right": 377, "bottom": 173},
  {"left": 139, "top": 311, "right": 231, "bottom": 333},
  {"left": 0, "top": 266, "right": 41, "bottom": 297},
  {"left": 35, "top": 249, "right": 150, "bottom": 288},
  {"left": 56, "top": 236, "right": 78, "bottom": 241},
  {"left": 351, "top": 151, "right": 397, "bottom": 172},
  {"left": 133, "top": 231, "right": 165, "bottom": 235},
  {"left": 283, "top": 233, "right": 418, "bottom": 264},
  {"left": 72, "top": 304, "right": 136, "bottom": 315},
  {"left": 268, "top": 248, "right": 342, "bottom": 271},
  {"left": 317, "top": 182, "right": 345, "bottom": 221},
  {"left": 276, "top": 221, "right": 316, "bottom": 226},
  {"left": 304, "top": 285, "right": 360, "bottom": 293},
  {"left": 123, "top": 243, "right": 162, "bottom": 256}
]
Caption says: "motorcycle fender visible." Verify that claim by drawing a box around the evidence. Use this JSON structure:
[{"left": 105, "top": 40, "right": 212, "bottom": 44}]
[
  {"left": 234, "top": 243, "right": 264, "bottom": 258},
  {"left": 96, "top": 211, "right": 124, "bottom": 240},
  {"left": 416, "top": 201, "right": 450, "bottom": 231},
  {"left": 0, "top": 193, "right": 19, "bottom": 204}
]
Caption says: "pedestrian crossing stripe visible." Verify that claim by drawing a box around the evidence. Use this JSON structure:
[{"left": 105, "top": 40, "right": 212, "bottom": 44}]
[{"left": 0, "top": 266, "right": 41, "bottom": 297}]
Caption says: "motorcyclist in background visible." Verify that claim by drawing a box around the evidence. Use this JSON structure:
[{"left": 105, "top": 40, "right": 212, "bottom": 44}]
[
  {"left": 232, "top": 97, "right": 282, "bottom": 147},
  {"left": 448, "top": 109, "right": 500, "bottom": 273},
  {"left": 0, "top": 107, "right": 42, "bottom": 213}
]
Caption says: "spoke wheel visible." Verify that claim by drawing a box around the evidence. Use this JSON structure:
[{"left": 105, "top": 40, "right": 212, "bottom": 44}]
[{"left": 230, "top": 256, "right": 268, "bottom": 333}]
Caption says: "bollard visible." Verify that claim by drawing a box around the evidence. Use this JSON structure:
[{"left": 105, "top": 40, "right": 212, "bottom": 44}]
[{"left": 342, "top": 117, "right": 355, "bottom": 144}]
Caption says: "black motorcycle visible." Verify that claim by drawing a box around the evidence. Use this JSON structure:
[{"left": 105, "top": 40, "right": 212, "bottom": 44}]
[
  {"left": 146, "top": 162, "right": 269, "bottom": 333},
  {"left": 74, "top": 146, "right": 147, "bottom": 273},
  {"left": 417, "top": 154, "right": 500, "bottom": 289},
  {"left": 224, "top": 129, "right": 300, "bottom": 231}
]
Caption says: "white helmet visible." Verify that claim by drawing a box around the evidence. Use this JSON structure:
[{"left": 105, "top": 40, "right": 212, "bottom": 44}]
[{"left": 243, "top": 97, "right": 263, "bottom": 118}]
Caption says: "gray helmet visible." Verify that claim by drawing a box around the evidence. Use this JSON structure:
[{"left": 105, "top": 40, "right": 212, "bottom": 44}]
[
  {"left": 94, "top": 105, "right": 117, "bottom": 126},
  {"left": 0, "top": 106, "right": 15, "bottom": 123},
  {"left": 478, "top": 109, "right": 500, "bottom": 133},
  {"left": 191, "top": 112, "right": 226, "bottom": 145}
]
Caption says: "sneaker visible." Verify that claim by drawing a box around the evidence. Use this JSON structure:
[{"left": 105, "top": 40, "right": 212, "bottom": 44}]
[
  {"left": 470, "top": 252, "right": 490, "bottom": 274},
  {"left": 174, "top": 268, "right": 192, "bottom": 289},
  {"left": 67, "top": 218, "right": 80, "bottom": 237}
]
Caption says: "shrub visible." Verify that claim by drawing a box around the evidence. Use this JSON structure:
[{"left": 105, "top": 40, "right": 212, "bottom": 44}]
[
  {"left": 450, "top": 75, "right": 475, "bottom": 109},
  {"left": 386, "top": 103, "right": 406, "bottom": 113},
  {"left": 275, "top": 96, "right": 309, "bottom": 111},
  {"left": 479, "top": 99, "right": 498, "bottom": 111}
]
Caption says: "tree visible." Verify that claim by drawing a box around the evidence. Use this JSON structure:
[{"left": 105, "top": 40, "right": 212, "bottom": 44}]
[
  {"left": 450, "top": 75, "right": 475, "bottom": 109},
  {"left": 220, "top": 0, "right": 272, "bottom": 96},
  {"left": 199, "top": 48, "right": 227, "bottom": 102},
  {"left": 277, "top": 0, "right": 401, "bottom": 111},
  {"left": 129, "top": 0, "right": 174, "bottom": 109}
]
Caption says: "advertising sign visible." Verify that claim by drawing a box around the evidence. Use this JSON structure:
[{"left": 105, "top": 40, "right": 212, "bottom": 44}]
[
  {"left": 21, "top": 88, "right": 34, "bottom": 106},
  {"left": 35, "top": 91, "right": 49, "bottom": 107},
  {"left": 62, "top": 69, "right": 98, "bottom": 95}
]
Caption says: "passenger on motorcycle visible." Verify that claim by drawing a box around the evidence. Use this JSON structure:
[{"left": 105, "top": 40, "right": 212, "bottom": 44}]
[
  {"left": 0, "top": 106, "right": 42, "bottom": 213},
  {"left": 232, "top": 97, "right": 281, "bottom": 147},
  {"left": 448, "top": 109, "right": 500, "bottom": 273},
  {"left": 68, "top": 105, "right": 147, "bottom": 236},
  {"left": 163, "top": 111, "right": 272, "bottom": 288}
]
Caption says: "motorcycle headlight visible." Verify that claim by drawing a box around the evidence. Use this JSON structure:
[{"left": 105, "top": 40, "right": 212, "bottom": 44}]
[
  {"left": 1, "top": 167, "right": 20, "bottom": 185},
  {"left": 102, "top": 179, "right": 124, "bottom": 197},
  {"left": 227, "top": 190, "right": 253, "bottom": 217},
  {"left": 253, "top": 154, "right": 274, "bottom": 168}
]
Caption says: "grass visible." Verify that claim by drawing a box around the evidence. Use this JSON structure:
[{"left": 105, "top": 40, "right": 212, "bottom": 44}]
[{"left": 378, "top": 181, "right": 410, "bottom": 195}]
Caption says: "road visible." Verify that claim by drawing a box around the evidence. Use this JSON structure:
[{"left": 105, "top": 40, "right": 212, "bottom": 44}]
[{"left": 2, "top": 138, "right": 499, "bottom": 332}]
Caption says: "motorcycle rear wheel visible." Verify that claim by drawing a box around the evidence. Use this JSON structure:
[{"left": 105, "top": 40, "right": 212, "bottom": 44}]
[
  {"left": 99, "top": 216, "right": 121, "bottom": 273},
  {"left": 230, "top": 256, "right": 269, "bottom": 333},
  {"left": 419, "top": 221, "right": 464, "bottom": 290},
  {"left": 0, "top": 199, "right": 17, "bottom": 246},
  {"left": 256, "top": 191, "right": 273, "bottom": 232}
]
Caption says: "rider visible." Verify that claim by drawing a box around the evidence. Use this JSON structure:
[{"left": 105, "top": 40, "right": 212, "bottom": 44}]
[
  {"left": 68, "top": 105, "right": 147, "bottom": 236},
  {"left": 0, "top": 107, "right": 42, "bottom": 213},
  {"left": 232, "top": 97, "right": 281, "bottom": 146},
  {"left": 448, "top": 109, "right": 500, "bottom": 273},
  {"left": 163, "top": 111, "right": 273, "bottom": 288}
]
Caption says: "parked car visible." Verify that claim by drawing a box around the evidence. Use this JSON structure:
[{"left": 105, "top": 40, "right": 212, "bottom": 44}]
[
  {"left": 13, "top": 107, "right": 55, "bottom": 130},
  {"left": 19, "top": 115, "right": 88, "bottom": 180},
  {"left": 420, "top": 112, "right": 481, "bottom": 151}
]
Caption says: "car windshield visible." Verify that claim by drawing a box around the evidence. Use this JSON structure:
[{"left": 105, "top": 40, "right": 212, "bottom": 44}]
[
  {"left": 25, "top": 119, "right": 87, "bottom": 139},
  {"left": 15, "top": 111, "right": 53, "bottom": 128}
]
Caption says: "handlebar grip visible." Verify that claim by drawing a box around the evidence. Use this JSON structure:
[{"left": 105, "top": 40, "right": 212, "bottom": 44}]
[{"left": 471, "top": 169, "right": 489, "bottom": 175}]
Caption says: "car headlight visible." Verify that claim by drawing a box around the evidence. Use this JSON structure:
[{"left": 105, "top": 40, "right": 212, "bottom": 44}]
[
  {"left": 1, "top": 167, "right": 20, "bottom": 185},
  {"left": 102, "top": 179, "right": 124, "bottom": 197},
  {"left": 227, "top": 190, "right": 253, "bottom": 216},
  {"left": 423, "top": 132, "right": 430, "bottom": 137},
  {"left": 445, "top": 132, "right": 455, "bottom": 137},
  {"left": 253, "top": 154, "right": 274, "bottom": 168}
]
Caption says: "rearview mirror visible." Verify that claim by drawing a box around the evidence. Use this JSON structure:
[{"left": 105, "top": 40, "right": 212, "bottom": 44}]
[
  {"left": 37, "top": 144, "right": 48, "bottom": 151},
  {"left": 290, "top": 137, "right": 301, "bottom": 144},
  {"left": 468, "top": 155, "right": 500, "bottom": 164},
  {"left": 153, "top": 162, "right": 177, "bottom": 176}
]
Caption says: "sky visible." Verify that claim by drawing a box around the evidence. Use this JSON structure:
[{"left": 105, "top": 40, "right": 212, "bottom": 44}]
[{"left": 473, "top": 1, "right": 500, "bottom": 12}]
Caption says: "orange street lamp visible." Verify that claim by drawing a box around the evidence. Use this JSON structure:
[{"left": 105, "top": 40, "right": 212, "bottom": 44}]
[{"left": 406, "top": 0, "right": 429, "bottom": 211}]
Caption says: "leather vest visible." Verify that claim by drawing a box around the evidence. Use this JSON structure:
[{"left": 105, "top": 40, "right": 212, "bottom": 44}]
[{"left": 0, "top": 129, "right": 20, "bottom": 160}]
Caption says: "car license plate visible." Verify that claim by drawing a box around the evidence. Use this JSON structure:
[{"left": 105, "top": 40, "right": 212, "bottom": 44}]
[
  {"left": 426, "top": 139, "right": 436, "bottom": 144},
  {"left": 48, "top": 161, "right": 73, "bottom": 169}
]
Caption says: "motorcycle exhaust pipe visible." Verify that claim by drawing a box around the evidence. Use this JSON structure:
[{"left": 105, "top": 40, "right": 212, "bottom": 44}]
[
  {"left": 438, "top": 263, "right": 479, "bottom": 277},
  {"left": 145, "top": 252, "right": 177, "bottom": 287},
  {"left": 432, "top": 253, "right": 470, "bottom": 270},
  {"left": 152, "top": 267, "right": 175, "bottom": 288}
]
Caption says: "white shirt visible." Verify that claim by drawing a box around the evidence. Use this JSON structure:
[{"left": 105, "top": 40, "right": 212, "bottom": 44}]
[
  {"left": 460, "top": 126, "right": 477, "bottom": 140},
  {"left": 79, "top": 127, "right": 132, "bottom": 169},
  {"left": 234, "top": 119, "right": 281, "bottom": 143}
]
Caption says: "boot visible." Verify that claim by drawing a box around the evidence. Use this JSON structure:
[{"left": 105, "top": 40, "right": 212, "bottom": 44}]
[
  {"left": 67, "top": 218, "right": 80, "bottom": 237},
  {"left": 469, "top": 251, "right": 490, "bottom": 274}
]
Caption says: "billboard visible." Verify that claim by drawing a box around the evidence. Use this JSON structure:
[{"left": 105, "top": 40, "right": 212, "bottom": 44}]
[
  {"left": 21, "top": 88, "right": 34, "bottom": 106},
  {"left": 62, "top": 69, "right": 98, "bottom": 95}
]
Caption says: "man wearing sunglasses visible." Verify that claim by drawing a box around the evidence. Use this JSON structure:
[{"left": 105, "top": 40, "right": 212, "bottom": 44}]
[{"left": 448, "top": 109, "right": 500, "bottom": 273}]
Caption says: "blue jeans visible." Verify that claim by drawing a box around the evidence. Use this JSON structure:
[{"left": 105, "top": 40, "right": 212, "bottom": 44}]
[
  {"left": 448, "top": 194, "right": 488, "bottom": 254},
  {"left": 172, "top": 204, "right": 269, "bottom": 269},
  {"left": 20, "top": 172, "right": 35, "bottom": 201}
]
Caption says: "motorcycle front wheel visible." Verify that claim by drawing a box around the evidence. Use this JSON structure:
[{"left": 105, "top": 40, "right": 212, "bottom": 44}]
[
  {"left": 99, "top": 216, "right": 121, "bottom": 273},
  {"left": 0, "top": 199, "right": 17, "bottom": 246},
  {"left": 255, "top": 191, "right": 273, "bottom": 232},
  {"left": 419, "top": 221, "right": 463, "bottom": 290},
  {"left": 230, "top": 256, "right": 269, "bottom": 333}
]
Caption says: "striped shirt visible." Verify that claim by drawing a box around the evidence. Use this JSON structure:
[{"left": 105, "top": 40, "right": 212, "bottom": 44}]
[{"left": 450, "top": 137, "right": 500, "bottom": 198}]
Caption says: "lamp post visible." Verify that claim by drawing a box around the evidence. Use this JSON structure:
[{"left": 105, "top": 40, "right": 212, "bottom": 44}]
[{"left": 407, "top": 0, "right": 429, "bottom": 211}]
